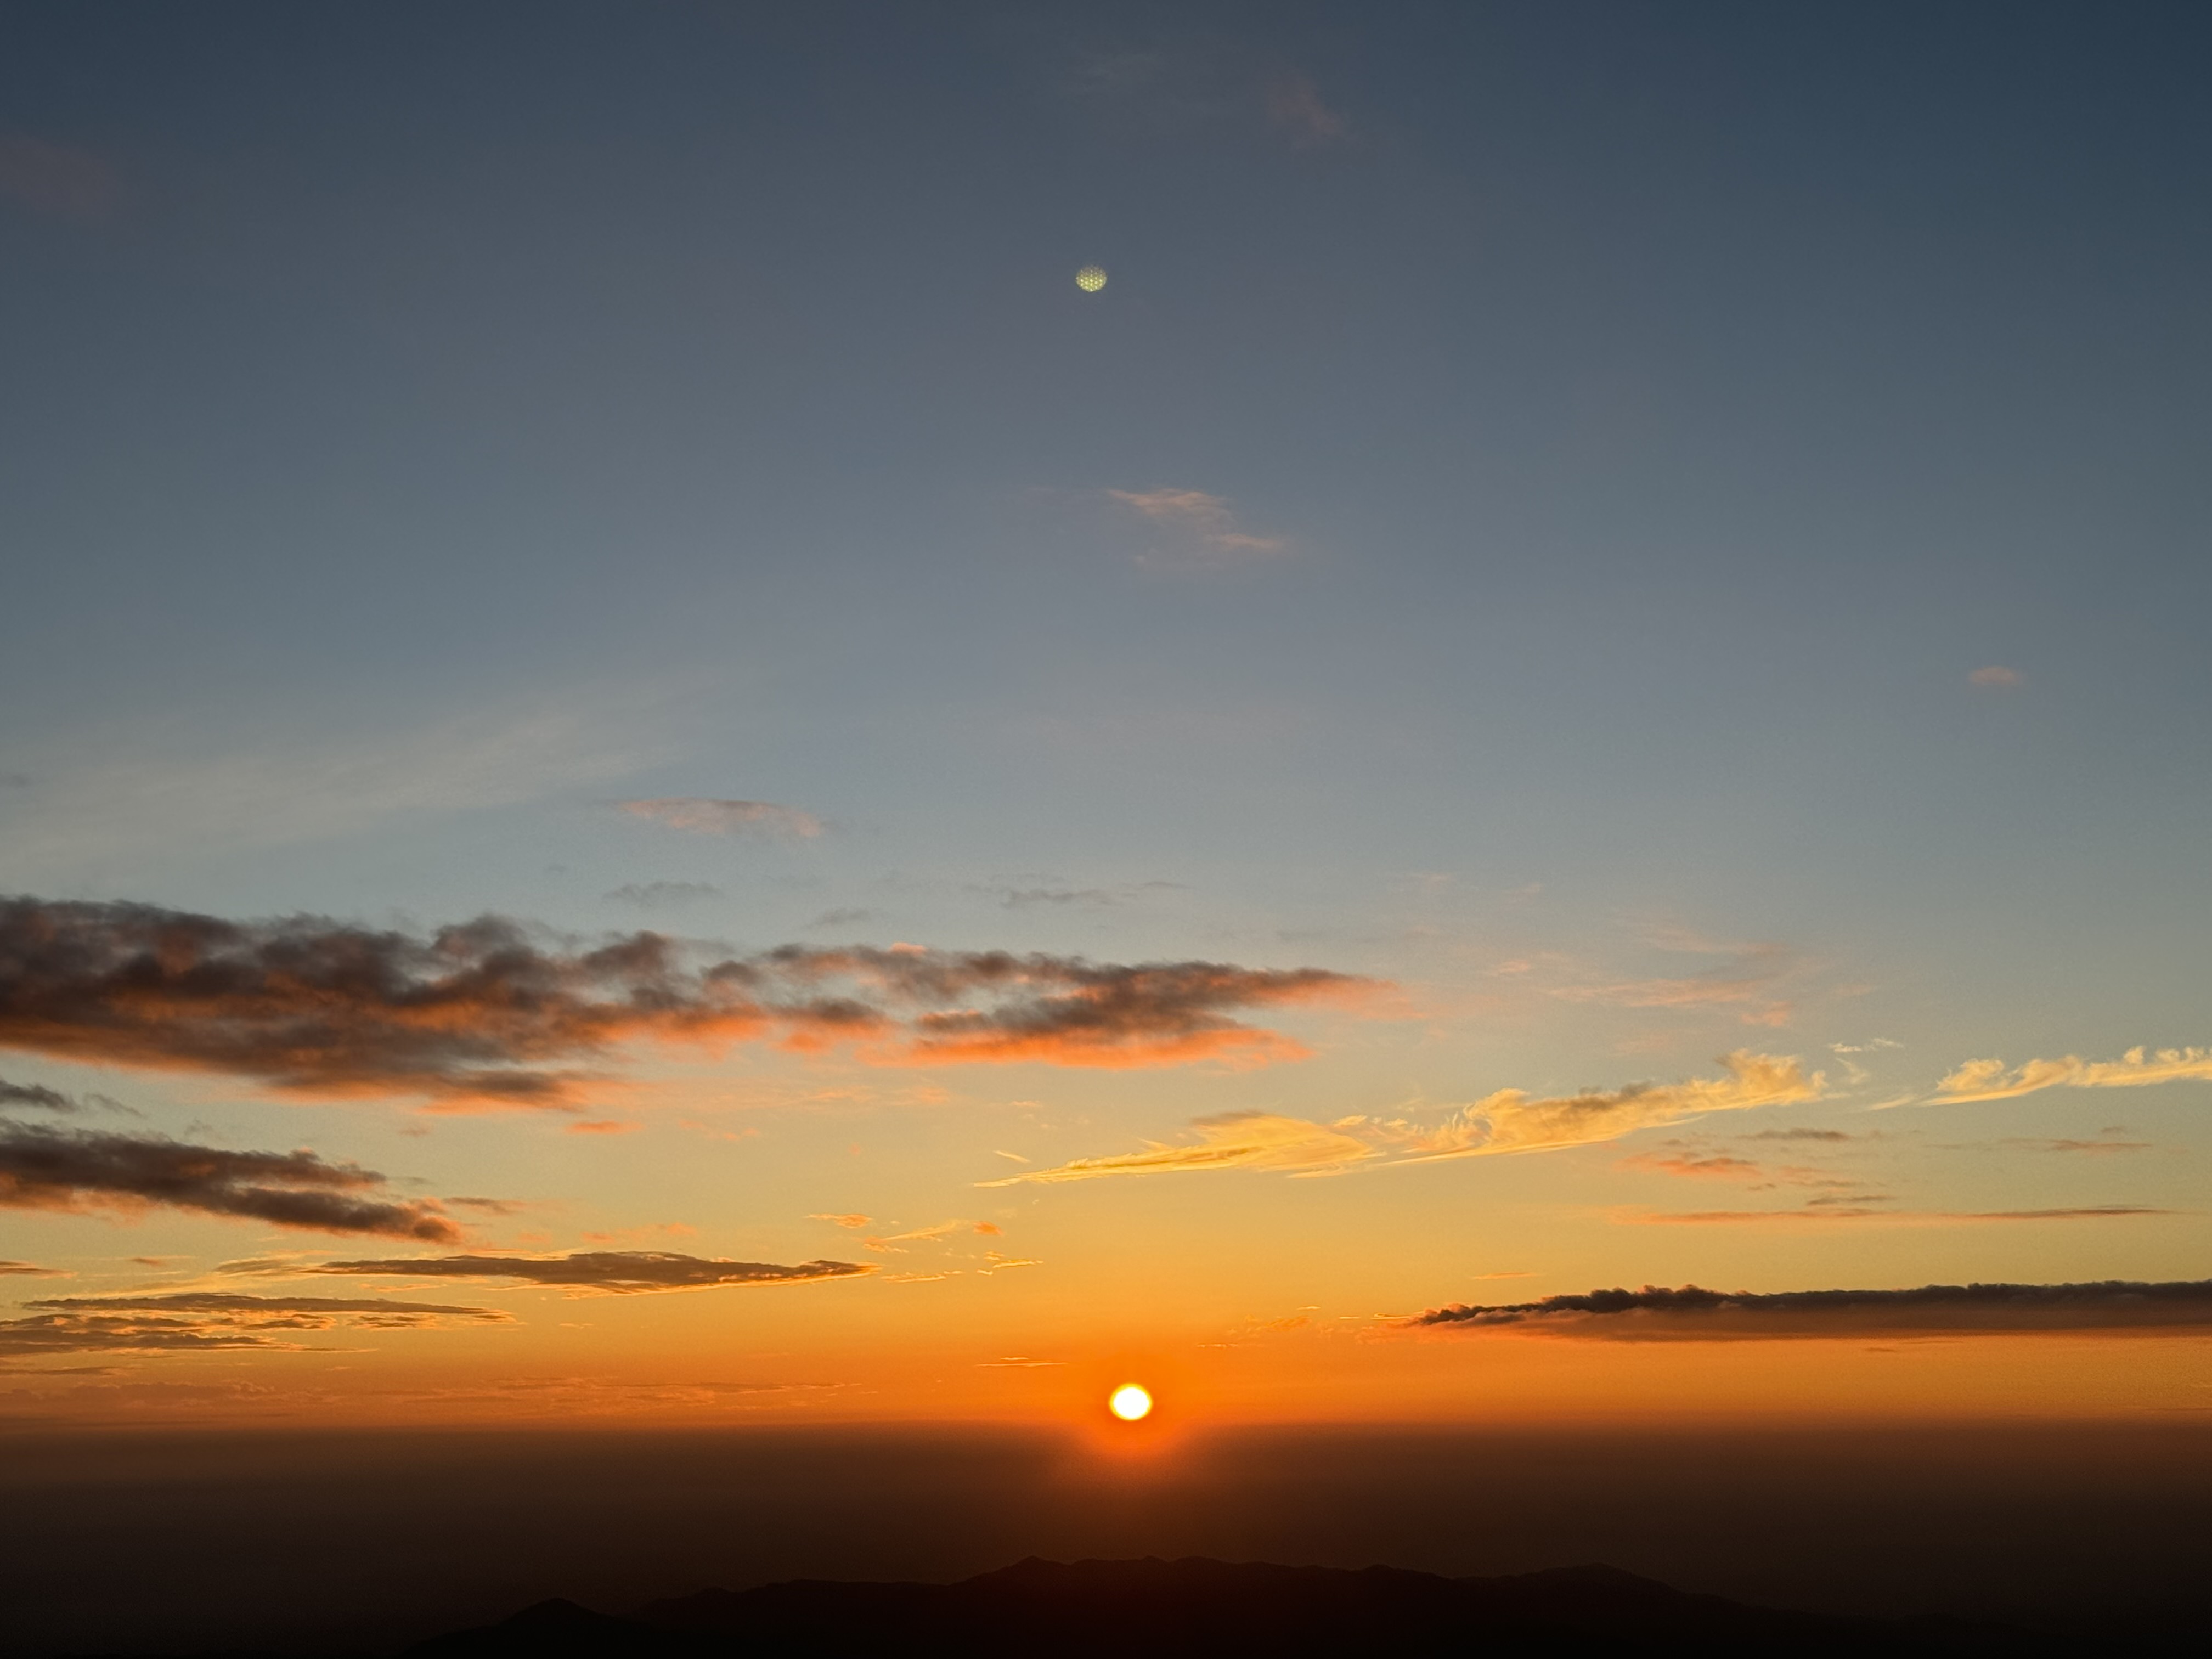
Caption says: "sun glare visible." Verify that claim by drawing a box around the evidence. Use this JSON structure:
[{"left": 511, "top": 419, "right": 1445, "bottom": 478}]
[{"left": 1108, "top": 1383, "right": 1153, "bottom": 1421}]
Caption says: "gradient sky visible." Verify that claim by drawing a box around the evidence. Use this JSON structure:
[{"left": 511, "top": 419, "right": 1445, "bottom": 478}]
[{"left": 3, "top": 0, "right": 2210, "bottom": 1430}]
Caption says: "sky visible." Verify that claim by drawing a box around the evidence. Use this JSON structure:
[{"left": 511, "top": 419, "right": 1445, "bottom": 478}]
[{"left": 3, "top": 0, "right": 2211, "bottom": 1440}]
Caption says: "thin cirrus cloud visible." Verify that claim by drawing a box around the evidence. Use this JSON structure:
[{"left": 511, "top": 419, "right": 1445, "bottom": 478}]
[
  {"left": 1, "top": 1293, "right": 507, "bottom": 1358},
  {"left": 1409, "top": 1279, "right": 2212, "bottom": 1341},
  {"left": 237, "top": 1250, "right": 874, "bottom": 1295},
  {"left": 0, "top": 896, "right": 1379, "bottom": 1107},
  {"left": 1933, "top": 1046, "right": 2212, "bottom": 1104},
  {"left": 618, "top": 798, "right": 825, "bottom": 838},
  {"left": 1628, "top": 1204, "right": 2169, "bottom": 1226},
  {"left": 1968, "top": 665, "right": 2025, "bottom": 688},
  {"left": 984, "top": 1052, "right": 1824, "bottom": 1185},
  {"left": 1107, "top": 488, "right": 1285, "bottom": 567},
  {"left": 0, "top": 1116, "right": 460, "bottom": 1241}
]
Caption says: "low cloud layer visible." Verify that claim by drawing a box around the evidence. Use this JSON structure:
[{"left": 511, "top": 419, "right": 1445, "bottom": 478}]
[
  {"left": 1936, "top": 1045, "right": 2212, "bottom": 1104},
  {"left": 618, "top": 798, "right": 824, "bottom": 838},
  {"left": 0, "top": 1118, "right": 459, "bottom": 1240},
  {"left": 1, "top": 1292, "right": 506, "bottom": 1358},
  {"left": 1410, "top": 1279, "right": 2212, "bottom": 1340},
  {"left": 249, "top": 1250, "right": 873, "bottom": 1294},
  {"left": 988, "top": 1053, "right": 1820, "bottom": 1184},
  {"left": 0, "top": 896, "right": 1375, "bottom": 1104}
]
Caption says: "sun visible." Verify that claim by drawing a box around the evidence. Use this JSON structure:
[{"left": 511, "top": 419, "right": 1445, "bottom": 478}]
[
  {"left": 1108, "top": 1383, "right": 1153, "bottom": 1421},
  {"left": 1076, "top": 265, "right": 1108, "bottom": 293}
]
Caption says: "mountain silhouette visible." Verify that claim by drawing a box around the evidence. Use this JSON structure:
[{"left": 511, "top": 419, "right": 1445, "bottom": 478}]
[{"left": 409, "top": 1556, "right": 2029, "bottom": 1656}]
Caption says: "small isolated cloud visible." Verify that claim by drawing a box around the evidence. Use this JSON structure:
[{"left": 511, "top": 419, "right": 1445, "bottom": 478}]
[
  {"left": 0, "top": 896, "right": 1378, "bottom": 1104},
  {"left": 563, "top": 1120, "right": 637, "bottom": 1136},
  {"left": 1, "top": 1260, "right": 59, "bottom": 1277},
  {"left": 1267, "top": 72, "right": 1348, "bottom": 143},
  {"left": 0, "top": 134, "right": 119, "bottom": 220},
  {"left": 1935, "top": 1045, "right": 2212, "bottom": 1104},
  {"left": 618, "top": 799, "right": 824, "bottom": 838},
  {"left": 863, "top": 1219, "right": 1005, "bottom": 1252},
  {"left": 809, "top": 1213, "right": 872, "bottom": 1229},
  {"left": 605, "top": 882, "right": 723, "bottom": 909},
  {"left": 982, "top": 1112, "right": 1376, "bottom": 1186},
  {"left": 1548, "top": 936, "right": 1799, "bottom": 1029},
  {"left": 808, "top": 907, "right": 874, "bottom": 930},
  {"left": 0, "top": 1118, "right": 459, "bottom": 1240},
  {"left": 2, "top": 1292, "right": 506, "bottom": 1358},
  {"left": 1410, "top": 1279, "right": 2212, "bottom": 1341},
  {"left": 1108, "top": 488, "right": 1285, "bottom": 568},
  {"left": 255, "top": 1250, "right": 873, "bottom": 1295},
  {"left": 1618, "top": 1152, "right": 1765, "bottom": 1181},
  {"left": 1968, "top": 665, "right": 2024, "bottom": 689},
  {"left": 986, "top": 1053, "right": 1822, "bottom": 1186}
]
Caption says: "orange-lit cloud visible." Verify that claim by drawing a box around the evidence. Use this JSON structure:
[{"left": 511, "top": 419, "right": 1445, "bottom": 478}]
[
  {"left": 1934, "top": 1046, "right": 2212, "bottom": 1103},
  {"left": 989, "top": 1053, "right": 1823, "bottom": 1185},
  {"left": 1410, "top": 1278, "right": 2212, "bottom": 1340},
  {"left": 0, "top": 897, "right": 1375, "bottom": 1105},
  {"left": 1968, "top": 665, "right": 2024, "bottom": 687},
  {"left": 979, "top": 1111, "right": 1375, "bottom": 1186},
  {"left": 618, "top": 798, "right": 825, "bottom": 838},
  {"left": 1, "top": 1260, "right": 59, "bottom": 1277},
  {"left": 0, "top": 1118, "right": 460, "bottom": 1241},
  {"left": 249, "top": 1250, "right": 873, "bottom": 1295}
]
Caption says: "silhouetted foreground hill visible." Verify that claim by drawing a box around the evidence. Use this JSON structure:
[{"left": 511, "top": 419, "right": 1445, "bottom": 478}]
[{"left": 407, "top": 1557, "right": 2036, "bottom": 1656}]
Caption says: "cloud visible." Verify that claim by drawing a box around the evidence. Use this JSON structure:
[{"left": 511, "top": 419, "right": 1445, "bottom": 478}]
[
  {"left": 1968, "top": 665, "right": 2025, "bottom": 688},
  {"left": 1108, "top": 488, "right": 1285, "bottom": 567},
  {"left": 0, "top": 134, "right": 119, "bottom": 220},
  {"left": 981, "top": 1112, "right": 1377, "bottom": 1185},
  {"left": 1548, "top": 938, "right": 1798, "bottom": 1028},
  {"left": 1411, "top": 1279, "right": 2212, "bottom": 1340},
  {"left": 988, "top": 1053, "right": 1822, "bottom": 1185},
  {"left": 0, "top": 897, "right": 1376, "bottom": 1104},
  {"left": 1398, "top": 1052, "right": 1823, "bottom": 1159},
  {"left": 1618, "top": 1152, "right": 1765, "bottom": 1180},
  {"left": 0, "top": 1118, "right": 459, "bottom": 1240},
  {"left": 1267, "top": 72, "right": 1348, "bottom": 143},
  {"left": 1935, "top": 1046, "right": 2212, "bottom": 1104},
  {"left": 1, "top": 1261, "right": 59, "bottom": 1277},
  {"left": 1629, "top": 1205, "right": 2170, "bottom": 1226},
  {"left": 605, "top": 882, "right": 723, "bottom": 909},
  {"left": 251, "top": 1250, "right": 873, "bottom": 1295},
  {"left": 618, "top": 799, "right": 823, "bottom": 838},
  {"left": 1, "top": 1077, "right": 77, "bottom": 1113},
  {"left": 1, "top": 1292, "right": 505, "bottom": 1358},
  {"left": 863, "top": 1219, "right": 1004, "bottom": 1252},
  {"left": 809, "top": 1213, "right": 872, "bottom": 1228}
]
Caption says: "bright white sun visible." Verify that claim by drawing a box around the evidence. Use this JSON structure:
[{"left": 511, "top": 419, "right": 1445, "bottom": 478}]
[{"left": 1108, "top": 1383, "right": 1153, "bottom": 1421}]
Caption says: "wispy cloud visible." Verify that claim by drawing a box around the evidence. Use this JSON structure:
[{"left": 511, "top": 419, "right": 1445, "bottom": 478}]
[
  {"left": 0, "top": 134, "right": 119, "bottom": 220},
  {"left": 605, "top": 882, "right": 723, "bottom": 909},
  {"left": 987, "top": 1053, "right": 1820, "bottom": 1185},
  {"left": 1108, "top": 488, "right": 1285, "bottom": 568},
  {"left": 0, "top": 1077, "right": 77, "bottom": 1113},
  {"left": 0, "top": 1118, "right": 460, "bottom": 1240},
  {"left": 1410, "top": 1278, "right": 2212, "bottom": 1340},
  {"left": 0, "top": 702, "right": 665, "bottom": 885},
  {"left": 618, "top": 798, "right": 824, "bottom": 838},
  {"left": 1266, "top": 72, "right": 1348, "bottom": 143},
  {"left": 2, "top": 1293, "right": 505, "bottom": 1358},
  {"left": 1627, "top": 1204, "right": 2169, "bottom": 1226},
  {"left": 239, "top": 1250, "right": 873, "bottom": 1295},
  {"left": 1, "top": 1260, "right": 60, "bottom": 1277},
  {"left": 1968, "top": 665, "right": 2025, "bottom": 688},
  {"left": 1934, "top": 1046, "right": 2212, "bottom": 1104},
  {"left": 1547, "top": 934, "right": 1800, "bottom": 1028},
  {"left": 0, "top": 896, "right": 1380, "bottom": 1105}
]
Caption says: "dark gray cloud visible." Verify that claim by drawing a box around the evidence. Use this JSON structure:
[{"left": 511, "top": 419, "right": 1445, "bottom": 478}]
[
  {"left": 605, "top": 882, "right": 723, "bottom": 909},
  {"left": 1, "top": 1292, "right": 506, "bottom": 1357},
  {"left": 0, "top": 896, "right": 1375, "bottom": 1103},
  {"left": 255, "top": 1250, "right": 874, "bottom": 1295},
  {"left": 1, "top": 1076, "right": 77, "bottom": 1112},
  {"left": 0, "top": 1118, "right": 459, "bottom": 1240},
  {"left": 1412, "top": 1279, "right": 2212, "bottom": 1340}
]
